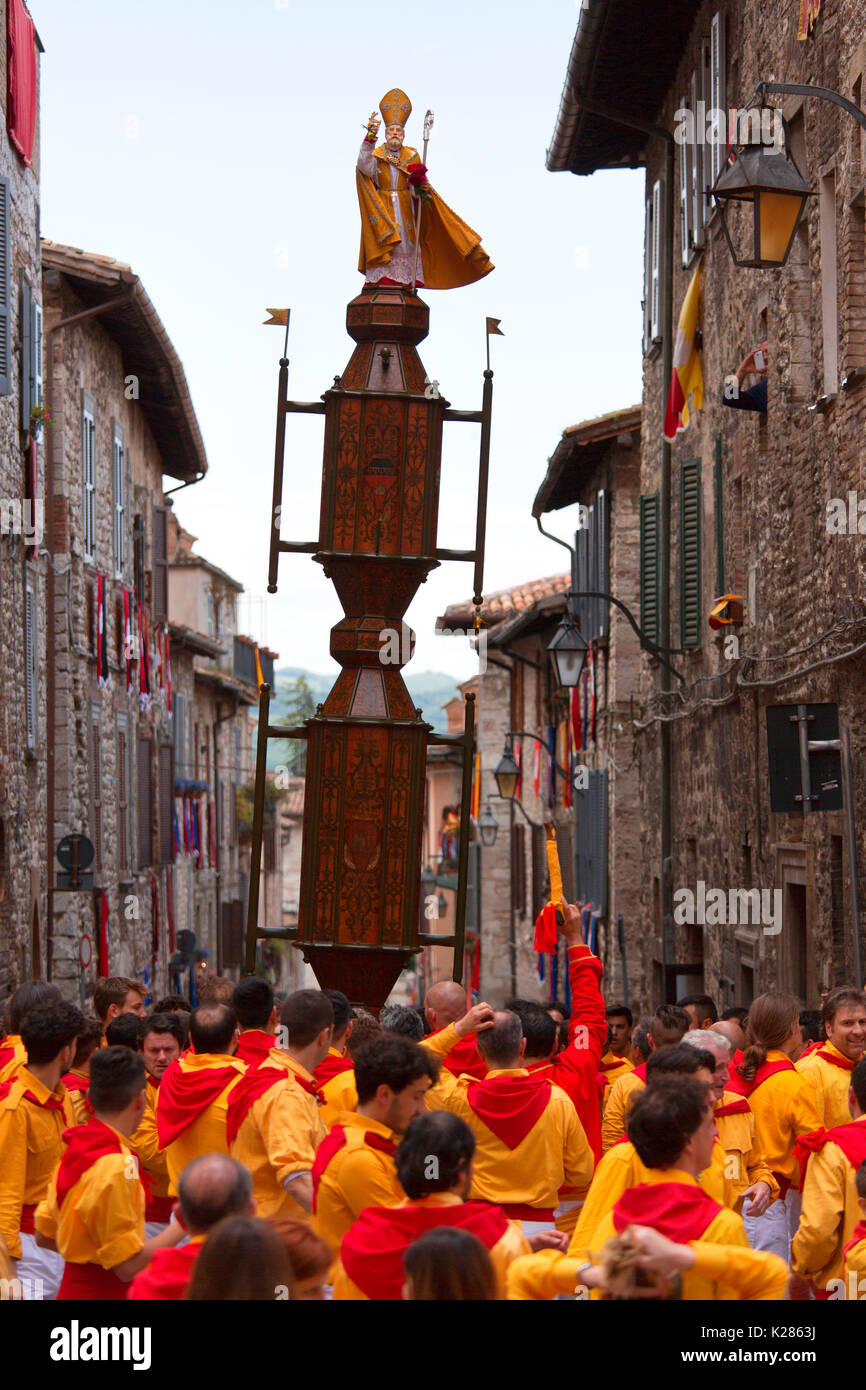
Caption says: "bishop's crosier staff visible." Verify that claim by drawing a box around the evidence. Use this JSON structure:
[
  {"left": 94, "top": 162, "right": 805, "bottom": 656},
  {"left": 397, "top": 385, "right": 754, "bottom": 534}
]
[{"left": 411, "top": 109, "right": 434, "bottom": 292}]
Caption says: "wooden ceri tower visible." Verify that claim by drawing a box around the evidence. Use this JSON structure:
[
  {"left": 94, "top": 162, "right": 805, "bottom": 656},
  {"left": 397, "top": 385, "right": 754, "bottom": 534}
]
[{"left": 245, "top": 284, "right": 492, "bottom": 1008}]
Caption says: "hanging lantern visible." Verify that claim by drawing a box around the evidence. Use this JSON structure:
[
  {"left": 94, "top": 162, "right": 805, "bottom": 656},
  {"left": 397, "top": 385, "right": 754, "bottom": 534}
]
[{"left": 711, "top": 126, "right": 812, "bottom": 269}]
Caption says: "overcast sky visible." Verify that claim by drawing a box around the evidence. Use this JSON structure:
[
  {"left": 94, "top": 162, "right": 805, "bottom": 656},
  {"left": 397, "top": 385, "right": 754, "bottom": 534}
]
[{"left": 36, "top": 0, "right": 643, "bottom": 685}]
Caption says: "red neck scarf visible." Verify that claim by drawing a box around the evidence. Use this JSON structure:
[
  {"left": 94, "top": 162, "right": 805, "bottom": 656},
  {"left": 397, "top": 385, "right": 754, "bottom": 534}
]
[
  {"left": 129, "top": 1243, "right": 202, "bottom": 1301},
  {"left": 235, "top": 1030, "right": 277, "bottom": 1068},
  {"left": 727, "top": 1054, "right": 794, "bottom": 1098},
  {"left": 225, "top": 1067, "right": 286, "bottom": 1146},
  {"left": 465, "top": 1074, "right": 551, "bottom": 1149},
  {"left": 613, "top": 1181, "right": 722, "bottom": 1243},
  {"left": 438, "top": 1032, "right": 487, "bottom": 1082},
  {"left": 600, "top": 1055, "right": 630, "bottom": 1073},
  {"left": 842, "top": 1220, "right": 866, "bottom": 1265},
  {"left": 794, "top": 1119, "right": 866, "bottom": 1184},
  {"left": 815, "top": 1047, "right": 857, "bottom": 1072},
  {"left": 311, "top": 1123, "right": 397, "bottom": 1208},
  {"left": 156, "top": 1059, "right": 241, "bottom": 1147},
  {"left": 313, "top": 1053, "right": 355, "bottom": 1088},
  {"left": 0, "top": 1035, "right": 22, "bottom": 1071},
  {"left": 714, "top": 1096, "right": 751, "bottom": 1118},
  {"left": 62, "top": 1071, "right": 90, "bottom": 1095},
  {"left": 632, "top": 1062, "right": 648, "bottom": 1083},
  {"left": 342, "top": 1201, "right": 509, "bottom": 1300},
  {"left": 56, "top": 1118, "right": 137, "bottom": 1208},
  {"left": 0, "top": 1075, "right": 66, "bottom": 1110}
]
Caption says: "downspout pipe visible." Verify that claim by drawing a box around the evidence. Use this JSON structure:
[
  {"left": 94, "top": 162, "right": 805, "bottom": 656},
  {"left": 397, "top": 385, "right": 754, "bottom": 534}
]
[{"left": 554, "top": 94, "right": 676, "bottom": 992}]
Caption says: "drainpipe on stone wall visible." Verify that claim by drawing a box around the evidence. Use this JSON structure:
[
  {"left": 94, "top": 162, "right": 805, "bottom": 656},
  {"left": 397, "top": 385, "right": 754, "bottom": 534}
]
[{"left": 565, "top": 97, "right": 675, "bottom": 994}]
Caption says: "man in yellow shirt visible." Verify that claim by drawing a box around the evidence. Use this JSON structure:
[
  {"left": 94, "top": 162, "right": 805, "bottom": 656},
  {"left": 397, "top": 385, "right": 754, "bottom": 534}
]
[
  {"left": 156, "top": 1003, "right": 247, "bottom": 1194},
  {"left": 314, "top": 989, "right": 358, "bottom": 1128},
  {"left": 510, "top": 1077, "right": 769, "bottom": 1300},
  {"left": 597, "top": 1003, "right": 635, "bottom": 1108},
  {"left": 333, "top": 1110, "right": 531, "bottom": 1299},
  {"left": 0, "top": 981, "right": 63, "bottom": 1083},
  {"left": 791, "top": 1057, "right": 866, "bottom": 1297},
  {"left": 796, "top": 987, "right": 866, "bottom": 1129},
  {"left": 601, "top": 1004, "right": 691, "bottom": 1150},
  {"left": 35, "top": 1046, "right": 184, "bottom": 1299},
  {"left": 0, "top": 999, "right": 81, "bottom": 1299},
  {"left": 423, "top": 1006, "right": 594, "bottom": 1235},
  {"left": 232, "top": 976, "right": 280, "bottom": 1068},
  {"left": 133, "top": 1011, "right": 184, "bottom": 1236},
  {"left": 683, "top": 1028, "right": 776, "bottom": 1212},
  {"left": 61, "top": 1014, "right": 103, "bottom": 1125},
  {"left": 228, "top": 989, "right": 332, "bottom": 1220},
  {"left": 313, "top": 1035, "right": 438, "bottom": 1251},
  {"left": 93, "top": 976, "right": 146, "bottom": 1036}
]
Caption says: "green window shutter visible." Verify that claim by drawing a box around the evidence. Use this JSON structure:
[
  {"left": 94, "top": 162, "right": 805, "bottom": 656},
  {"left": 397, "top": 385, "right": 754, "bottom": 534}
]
[
  {"left": 680, "top": 459, "right": 702, "bottom": 648},
  {"left": 640, "top": 492, "right": 660, "bottom": 646},
  {"left": 714, "top": 434, "right": 724, "bottom": 596}
]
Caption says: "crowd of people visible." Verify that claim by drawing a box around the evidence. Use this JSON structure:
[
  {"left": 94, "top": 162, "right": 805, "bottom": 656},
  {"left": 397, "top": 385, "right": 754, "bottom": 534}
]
[{"left": 1, "top": 898, "right": 865, "bottom": 1301}]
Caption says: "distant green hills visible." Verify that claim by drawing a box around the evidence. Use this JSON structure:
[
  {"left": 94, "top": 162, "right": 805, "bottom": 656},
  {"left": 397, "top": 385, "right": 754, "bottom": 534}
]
[{"left": 263, "top": 666, "right": 464, "bottom": 770}]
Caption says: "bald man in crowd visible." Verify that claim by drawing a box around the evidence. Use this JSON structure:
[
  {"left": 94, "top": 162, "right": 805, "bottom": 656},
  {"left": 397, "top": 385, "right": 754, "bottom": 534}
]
[
  {"left": 712, "top": 1018, "right": 747, "bottom": 1054},
  {"left": 424, "top": 980, "right": 487, "bottom": 1081},
  {"left": 128, "top": 1154, "right": 255, "bottom": 1300}
]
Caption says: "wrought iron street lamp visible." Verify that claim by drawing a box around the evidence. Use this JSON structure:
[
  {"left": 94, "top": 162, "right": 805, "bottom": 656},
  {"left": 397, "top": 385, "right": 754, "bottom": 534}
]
[
  {"left": 494, "top": 738, "right": 521, "bottom": 801},
  {"left": 711, "top": 129, "right": 811, "bottom": 269},
  {"left": 548, "top": 601, "right": 590, "bottom": 688},
  {"left": 478, "top": 803, "right": 499, "bottom": 846}
]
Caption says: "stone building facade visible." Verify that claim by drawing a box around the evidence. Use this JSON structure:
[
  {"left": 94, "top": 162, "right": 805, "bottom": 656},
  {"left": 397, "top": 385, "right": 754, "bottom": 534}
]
[
  {"left": 548, "top": 0, "right": 866, "bottom": 1009},
  {"left": 41, "top": 241, "right": 208, "bottom": 1003},
  {"left": 0, "top": 6, "right": 44, "bottom": 997}
]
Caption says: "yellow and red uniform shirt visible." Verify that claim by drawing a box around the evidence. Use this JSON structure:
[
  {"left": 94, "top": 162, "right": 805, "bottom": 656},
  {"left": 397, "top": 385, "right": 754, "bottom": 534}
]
[
  {"left": 314, "top": 1048, "right": 358, "bottom": 1129},
  {"left": 156, "top": 1051, "right": 247, "bottom": 1195},
  {"left": 843, "top": 1221, "right": 866, "bottom": 1285},
  {"left": 597, "top": 1050, "right": 634, "bottom": 1110},
  {"left": 713, "top": 1089, "right": 778, "bottom": 1205},
  {"left": 0, "top": 1066, "right": 75, "bottom": 1258},
  {"left": 128, "top": 1235, "right": 205, "bottom": 1300},
  {"left": 791, "top": 1113, "right": 866, "bottom": 1291},
  {"left": 35, "top": 1117, "right": 145, "bottom": 1300},
  {"left": 61, "top": 1069, "right": 91, "bottom": 1126},
  {"left": 333, "top": 1192, "right": 529, "bottom": 1300},
  {"left": 601, "top": 1065, "right": 645, "bottom": 1151},
  {"left": 129, "top": 1073, "right": 172, "bottom": 1224},
  {"left": 227, "top": 1050, "right": 325, "bottom": 1221},
  {"left": 0, "top": 1034, "right": 26, "bottom": 1084},
  {"left": 586, "top": 1167, "right": 751, "bottom": 1300},
  {"left": 235, "top": 1028, "right": 278, "bottom": 1069},
  {"left": 506, "top": 1240, "right": 788, "bottom": 1300},
  {"left": 312, "top": 1111, "right": 402, "bottom": 1252},
  {"left": 796, "top": 1040, "right": 861, "bottom": 1129},
  {"left": 421, "top": 1046, "right": 594, "bottom": 1219},
  {"left": 726, "top": 1049, "right": 822, "bottom": 1191}
]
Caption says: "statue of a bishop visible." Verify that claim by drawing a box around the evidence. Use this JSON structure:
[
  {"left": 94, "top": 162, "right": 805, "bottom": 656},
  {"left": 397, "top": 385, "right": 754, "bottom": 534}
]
[{"left": 356, "top": 87, "right": 493, "bottom": 290}]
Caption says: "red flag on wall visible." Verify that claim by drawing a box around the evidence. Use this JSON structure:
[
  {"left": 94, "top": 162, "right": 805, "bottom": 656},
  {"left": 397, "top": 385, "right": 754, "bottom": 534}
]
[{"left": 7, "top": 0, "right": 38, "bottom": 168}]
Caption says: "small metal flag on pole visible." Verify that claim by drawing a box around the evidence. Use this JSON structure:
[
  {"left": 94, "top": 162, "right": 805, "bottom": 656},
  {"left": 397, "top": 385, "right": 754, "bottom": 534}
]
[
  {"left": 412, "top": 111, "right": 434, "bottom": 292},
  {"left": 485, "top": 317, "right": 504, "bottom": 371},
  {"left": 264, "top": 307, "right": 292, "bottom": 359}
]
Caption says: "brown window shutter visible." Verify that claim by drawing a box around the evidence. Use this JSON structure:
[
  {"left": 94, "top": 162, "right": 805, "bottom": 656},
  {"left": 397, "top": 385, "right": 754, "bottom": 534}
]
[
  {"left": 531, "top": 824, "right": 545, "bottom": 919},
  {"left": 152, "top": 505, "right": 168, "bottom": 624},
  {"left": 137, "top": 736, "right": 153, "bottom": 868},
  {"left": 157, "top": 742, "right": 174, "bottom": 864},
  {"left": 86, "top": 580, "right": 96, "bottom": 656},
  {"left": 511, "top": 822, "right": 526, "bottom": 918}
]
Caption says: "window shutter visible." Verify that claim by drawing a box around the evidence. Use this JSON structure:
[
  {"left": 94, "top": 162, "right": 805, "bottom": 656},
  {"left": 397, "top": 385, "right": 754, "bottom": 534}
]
[
  {"left": 710, "top": 12, "right": 726, "bottom": 191},
  {"left": 0, "top": 179, "right": 10, "bottom": 396},
  {"left": 511, "top": 822, "right": 526, "bottom": 918},
  {"left": 691, "top": 62, "right": 707, "bottom": 243},
  {"left": 680, "top": 459, "right": 702, "bottom": 649},
  {"left": 90, "top": 712, "right": 103, "bottom": 871},
  {"left": 24, "top": 586, "right": 36, "bottom": 751},
  {"left": 651, "top": 180, "right": 661, "bottom": 340},
  {"left": 82, "top": 392, "right": 96, "bottom": 562},
  {"left": 137, "top": 736, "right": 153, "bottom": 867},
  {"left": 596, "top": 488, "right": 609, "bottom": 640},
  {"left": 643, "top": 196, "right": 653, "bottom": 352},
  {"left": 593, "top": 770, "right": 609, "bottom": 915},
  {"left": 19, "top": 275, "right": 32, "bottom": 432},
  {"left": 531, "top": 824, "right": 545, "bottom": 919},
  {"left": 679, "top": 93, "right": 691, "bottom": 266},
  {"left": 714, "top": 435, "right": 725, "bottom": 595},
  {"left": 640, "top": 492, "right": 661, "bottom": 646},
  {"left": 32, "top": 299, "right": 43, "bottom": 411},
  {"left": 113, "top": 423, "right": 126, "bottom": 578},
  {"left": 158, "top": 743, "right": 174, "bottom": 864},
  {"left": 152, "top": 505, "right": 168, "bottom": 623},
  {"left": 133, "top": 514, "right": 146, "bottom": 599}
]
